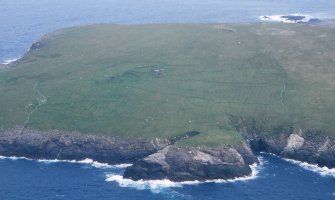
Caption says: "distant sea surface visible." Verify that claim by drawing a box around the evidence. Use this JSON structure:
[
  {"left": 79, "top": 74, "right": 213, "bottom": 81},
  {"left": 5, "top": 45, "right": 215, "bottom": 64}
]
[
  {"left": 1, "top": 0, "right": 335, "bottom": 199},
  {"left": 1, "top": 0, "right": 335, "bottom": 63}
]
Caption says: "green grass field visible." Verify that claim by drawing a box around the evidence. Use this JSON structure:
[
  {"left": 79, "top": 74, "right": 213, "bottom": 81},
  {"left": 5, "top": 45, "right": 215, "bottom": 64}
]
[{"left": 1, "top": 23, "right": 335, "bottom": 146}]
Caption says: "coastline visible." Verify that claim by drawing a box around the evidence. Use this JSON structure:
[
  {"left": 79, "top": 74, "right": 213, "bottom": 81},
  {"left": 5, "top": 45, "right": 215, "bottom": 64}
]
[
  {"left": 0, "top": 128, "right": 170, "bottom": 165},
  {"left": 1, "top": 58, "right": 19, "bottom": 65},
  {"left": 0, "top": 58, "right": 19, "bottom": 70},
  {"left": 2, "top": 148, "right": 334, "bottom": 191},
  {"left": 0, "top": 153, "right": 263, "bottom": 189},
  {"left": 0, "top": 155, "right": 132, "bottom": 169},
  {"left": 1, "top": 23, "right": 335, "bottom": 182},
  {"left": 243, "top": 128, "right": 335, "bottom": 169},
  {"left": 1, "top": 126, "right": 334, "bottom": 182},
  {"left": 0, "top": 128, "right": 258, "bottom": 182}
]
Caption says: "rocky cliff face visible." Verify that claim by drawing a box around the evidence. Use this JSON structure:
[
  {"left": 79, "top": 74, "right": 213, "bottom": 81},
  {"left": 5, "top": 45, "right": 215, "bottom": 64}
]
[
  {"left": 244, "top": 128, "right": 335, "bottom": 168},
  {"left": 1, "top": 126, "right": 334, "bottom": 182},
  {"left": 0, "top": 128, "right": 169, "bottom": 164},
  {"left": 123, "top": 143, "right": 258, "bottom": 182},
  {"left": 0, "top": 128, "right": 259, "bottom": 182}
]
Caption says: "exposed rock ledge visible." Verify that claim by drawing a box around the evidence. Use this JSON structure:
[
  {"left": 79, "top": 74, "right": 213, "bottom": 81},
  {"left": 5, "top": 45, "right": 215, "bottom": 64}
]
[
  {"left": 0, "top": 128, "right": 170, "bottom": 164},
  {"left": 1, "top": 127, "right": 334, "bottom": 182},
  {"left": 123, "top": 143, "right": 258, "bottom": 182}
]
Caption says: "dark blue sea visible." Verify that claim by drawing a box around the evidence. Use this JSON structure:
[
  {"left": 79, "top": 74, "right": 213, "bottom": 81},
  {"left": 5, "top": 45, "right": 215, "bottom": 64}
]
[
  {"left": 1, "top": 0, "right": 335, "bottom": 199},
  {"left": 0, "top": 154, "right": 334, "bottom": 200}
]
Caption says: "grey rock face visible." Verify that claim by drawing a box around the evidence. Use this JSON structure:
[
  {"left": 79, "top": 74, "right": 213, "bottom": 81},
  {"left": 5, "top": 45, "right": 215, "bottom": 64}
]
[
  {"left": 283, "top": 133, "right": 304, "bottom": 152},
  {"left": 245, "top": 129, "right": 335, "bottom": 168},
  {"left": 123, "top": 144, "right": 257, "bottom": 182},
  {"left": 1, "top": 128, "right": 259, "bottom": 181},
  {"left": 0, "top": 128, "right": 169, "bottom": 164}
]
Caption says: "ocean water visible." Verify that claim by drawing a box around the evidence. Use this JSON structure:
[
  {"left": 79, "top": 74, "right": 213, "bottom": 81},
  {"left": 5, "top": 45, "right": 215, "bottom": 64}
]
[
  {"left": 0, "top": 154, "right": 334, "bottom": 200},
  {"left": 1, "top": 0, "right": 335, "bottom": 63},
  {"left": 1, "top": 0, "right": 335, "bottom": 199}
]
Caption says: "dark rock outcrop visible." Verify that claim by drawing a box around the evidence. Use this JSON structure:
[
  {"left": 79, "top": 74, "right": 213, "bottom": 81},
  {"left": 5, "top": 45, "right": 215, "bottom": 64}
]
[
  {"left": 0, "top": 128, "right": 259, "bottom": 182},
  {"left": 243, "top": 128, "right": 335, "bottom": 168},
  {"left": 2, "top": 125, "right": 334, "bottom": 182},
  {"left": 123, "top": 144, "right": 258, "bottom": 182},
  {"left": 0, "top": 128, "right": 170, "bottom": 164}
]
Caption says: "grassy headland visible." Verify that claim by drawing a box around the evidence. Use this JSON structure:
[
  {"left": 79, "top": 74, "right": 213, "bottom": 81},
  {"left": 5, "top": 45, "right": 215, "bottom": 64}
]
[{"left": 1, "top": 23, "right": 335, "bottom": 146}]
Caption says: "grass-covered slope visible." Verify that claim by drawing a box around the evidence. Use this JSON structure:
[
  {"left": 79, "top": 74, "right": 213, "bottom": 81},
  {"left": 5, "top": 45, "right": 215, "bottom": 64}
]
[{"left": 1, "top": 23, "right": 335, "bottom": 146}]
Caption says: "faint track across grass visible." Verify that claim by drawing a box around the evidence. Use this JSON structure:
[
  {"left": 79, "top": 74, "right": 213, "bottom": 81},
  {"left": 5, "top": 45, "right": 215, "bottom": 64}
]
[{"left": 22, "top": 82, "right": 48, "bottom": 131}]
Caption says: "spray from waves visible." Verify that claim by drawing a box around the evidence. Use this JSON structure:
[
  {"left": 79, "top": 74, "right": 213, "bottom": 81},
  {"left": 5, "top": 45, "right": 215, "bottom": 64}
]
[
  {"left": 105, "top": 156, "right": 264, "bottom": 192},
  {"left": 283, "top": 158, "right": 335, "bottom": 178},
  {"left": 0, "top": 155, "right": 131, "bottom": 169},
  {"left": 2, "top": 58, "right": 19, "bottom": 65}
]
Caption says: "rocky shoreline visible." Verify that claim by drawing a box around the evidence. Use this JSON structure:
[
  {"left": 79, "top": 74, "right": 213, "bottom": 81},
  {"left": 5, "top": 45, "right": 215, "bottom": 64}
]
[
  {"left": 0, "top": 128, "right": 170, "bottom": 164},
  {"left": 243, "top": 129, "right": 335, "bottom": 168},
  {"left": 1, "top": 127, "right": 334, "bottom": 182}
]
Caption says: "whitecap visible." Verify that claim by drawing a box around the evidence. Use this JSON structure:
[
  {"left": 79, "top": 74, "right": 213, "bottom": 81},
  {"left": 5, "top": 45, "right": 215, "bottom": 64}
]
[
  {"left": 105, "top": 156, "right": 264, "bottom": 191},
  {"left": 283, "top": 158, "right": 335, "bottom": 178}
]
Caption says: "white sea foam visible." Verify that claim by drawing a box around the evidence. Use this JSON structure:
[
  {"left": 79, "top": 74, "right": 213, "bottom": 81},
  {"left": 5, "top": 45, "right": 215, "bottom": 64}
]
[
  {"left": 38, "top": 158, "right": 132, "bottom": 169},
  {"left": 106, "top": 175, "right": 183, "bottom": 192},
  {"left": 259, "top": 152, "right": 335, "bottom": 178},
  {"left": 2, "top": 58, "right": 19, "bottom": 65},
  {"left": 283, "top": 158, "right": 335, "bottom": 178},
  {"left": 0, "top": 155, "right": 131, "bottom": 169},
  {"left": 259, "top": 13, "right": 312, "bottom": 23},
  {"left": 259, "top": 151, "right": 276, "bottom": 156},
  {"left": 0, "top": 155, "right": 33, "bottom": 161},
  {"left": 105, "top": 156, "right": 264, "bottom": 191}
]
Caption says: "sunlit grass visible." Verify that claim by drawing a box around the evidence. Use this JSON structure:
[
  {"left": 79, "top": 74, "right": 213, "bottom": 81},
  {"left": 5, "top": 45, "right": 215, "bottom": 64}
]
[{"left": 1, "top": 23, "right": 335, "bottom": 146}]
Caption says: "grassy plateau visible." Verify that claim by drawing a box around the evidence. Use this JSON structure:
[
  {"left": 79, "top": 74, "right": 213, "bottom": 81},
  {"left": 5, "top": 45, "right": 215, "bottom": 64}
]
[{"left": 1, "top": 23, "right": 335, "bottom": 146}]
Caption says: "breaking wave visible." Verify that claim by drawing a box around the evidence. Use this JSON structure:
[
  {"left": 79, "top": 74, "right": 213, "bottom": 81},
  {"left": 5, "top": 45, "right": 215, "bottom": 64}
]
[
  {"left": 259, "top": 13, "right": 318, "bottom": 23},
  {"left": 283, "top": 158, "right": 335, "bottom": 178},
  {"left": 0, "top": 155, "right": 131, "bottom": 169},
  {"left": 105, "top": 156, "right": 264, "bottom": 191},
  {"left": 259, "top": 152, "right": 335, "bottom": 178},
  {"left": 2, "top": 58, "right": 19, "bottom": 65}
]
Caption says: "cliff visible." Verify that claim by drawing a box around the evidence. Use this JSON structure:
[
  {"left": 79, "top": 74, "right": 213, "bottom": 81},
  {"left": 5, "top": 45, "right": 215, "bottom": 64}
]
[
  {"left": 243, "top": 128, "right": 335, "bottom": 168},
  {"left": 0, "top": 127, "right": 334, "bottom": 181},
  {"left": 0, "top": 128, "right": 259, "bottom": 181},
  {"left": 0, "top": 128, "right": 169, "bottom": 164}
]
